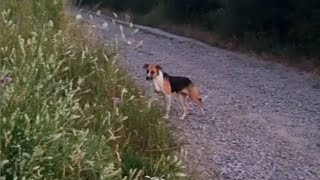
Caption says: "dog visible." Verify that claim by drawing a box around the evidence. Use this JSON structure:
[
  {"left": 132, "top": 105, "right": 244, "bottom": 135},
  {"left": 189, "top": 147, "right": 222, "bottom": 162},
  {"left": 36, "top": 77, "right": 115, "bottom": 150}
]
[{"left": 143, "top": 64, "right": 205, "bottom": 119}]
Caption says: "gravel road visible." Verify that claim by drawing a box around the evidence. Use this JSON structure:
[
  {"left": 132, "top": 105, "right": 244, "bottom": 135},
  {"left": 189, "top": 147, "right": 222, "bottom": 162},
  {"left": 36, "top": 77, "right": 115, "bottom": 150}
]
[{"left": 76, "top": 9, "right": 320, "bottom": 180}]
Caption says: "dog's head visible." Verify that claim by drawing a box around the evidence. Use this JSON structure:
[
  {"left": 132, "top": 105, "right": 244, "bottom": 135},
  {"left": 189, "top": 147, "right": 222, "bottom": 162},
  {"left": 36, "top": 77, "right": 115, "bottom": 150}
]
[{"left": 143, "top": 64, "right": 162, "bottom": 81}]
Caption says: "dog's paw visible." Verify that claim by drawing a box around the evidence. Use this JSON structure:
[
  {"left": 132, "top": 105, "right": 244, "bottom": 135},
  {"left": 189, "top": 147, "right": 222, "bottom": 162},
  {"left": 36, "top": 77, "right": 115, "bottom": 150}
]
[{"left": 201, "top": 108, "right": 205, "bottom": 116}]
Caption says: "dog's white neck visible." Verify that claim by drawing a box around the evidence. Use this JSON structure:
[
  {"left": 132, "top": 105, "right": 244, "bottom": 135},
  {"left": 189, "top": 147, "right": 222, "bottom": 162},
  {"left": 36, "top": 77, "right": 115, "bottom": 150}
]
[{"left": 152, "top": 70, "right": 164, "bottom": 92}]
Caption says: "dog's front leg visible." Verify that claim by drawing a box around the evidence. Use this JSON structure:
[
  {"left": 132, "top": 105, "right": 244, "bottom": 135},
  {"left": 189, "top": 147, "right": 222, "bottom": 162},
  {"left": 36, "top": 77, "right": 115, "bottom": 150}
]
[
  {"left": 147, "top": 92, "right": 156, "bottom": 108},
  {"left": 147, "top": 84, "right": 157, "bottom": 108},
  {"left": 163, "top": 94, "right": 172, "bottom": 119},
  {"left": 148, "top": 89, "right": 163, "bottom": 108}
]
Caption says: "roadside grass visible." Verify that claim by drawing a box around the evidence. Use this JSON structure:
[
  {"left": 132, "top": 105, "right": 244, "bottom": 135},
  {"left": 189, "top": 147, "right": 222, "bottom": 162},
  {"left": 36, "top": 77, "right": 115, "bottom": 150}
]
[{"left": 0, "top": 0, "right": 188, "bottom": 179}]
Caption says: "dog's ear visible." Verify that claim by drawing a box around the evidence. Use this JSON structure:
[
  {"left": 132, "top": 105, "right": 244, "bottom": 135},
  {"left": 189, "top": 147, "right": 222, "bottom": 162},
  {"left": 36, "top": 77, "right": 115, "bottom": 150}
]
[
  {"left": 155, "top": 65, "right": 162, "bottom": 70},
  {"left": 143, "top": 64, "right": 149, "bottom": 69}
]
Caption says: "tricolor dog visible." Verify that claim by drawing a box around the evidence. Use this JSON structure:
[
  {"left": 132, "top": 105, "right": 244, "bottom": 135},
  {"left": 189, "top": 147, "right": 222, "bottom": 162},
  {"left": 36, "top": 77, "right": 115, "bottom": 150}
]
[{"left": 143, "top": 64, "right": 205, "bottom": 119}]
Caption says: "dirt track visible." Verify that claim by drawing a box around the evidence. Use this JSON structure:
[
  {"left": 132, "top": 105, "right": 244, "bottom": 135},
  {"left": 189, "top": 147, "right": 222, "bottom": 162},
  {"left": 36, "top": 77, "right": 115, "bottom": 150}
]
[{"left": 76, "top": 9, "right": 320, "bottom": 180}]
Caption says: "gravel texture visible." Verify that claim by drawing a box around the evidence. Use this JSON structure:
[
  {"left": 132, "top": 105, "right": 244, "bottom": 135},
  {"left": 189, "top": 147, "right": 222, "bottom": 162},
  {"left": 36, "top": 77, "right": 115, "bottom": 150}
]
[{"left": 75, "top": 9, "right": 320, "bottom": 180}]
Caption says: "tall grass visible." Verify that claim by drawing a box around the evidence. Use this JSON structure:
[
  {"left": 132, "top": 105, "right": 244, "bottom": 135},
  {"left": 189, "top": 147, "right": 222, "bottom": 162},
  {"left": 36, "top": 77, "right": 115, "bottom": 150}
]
[{"left": 0, "top": 0, "right": 187, "bottom": 179}]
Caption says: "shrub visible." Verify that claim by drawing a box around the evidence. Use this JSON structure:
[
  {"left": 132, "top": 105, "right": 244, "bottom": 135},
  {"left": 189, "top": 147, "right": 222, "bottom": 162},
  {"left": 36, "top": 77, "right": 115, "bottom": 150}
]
[{"left": 78, "top": 0, "right": 320, "bottom": 59}]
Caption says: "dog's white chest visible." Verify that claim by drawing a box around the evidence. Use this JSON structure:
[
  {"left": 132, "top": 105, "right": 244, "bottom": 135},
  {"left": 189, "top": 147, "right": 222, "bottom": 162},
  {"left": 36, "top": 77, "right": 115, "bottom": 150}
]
[{"left": 152, "top": 71, "right": 164, "bottom": 92}]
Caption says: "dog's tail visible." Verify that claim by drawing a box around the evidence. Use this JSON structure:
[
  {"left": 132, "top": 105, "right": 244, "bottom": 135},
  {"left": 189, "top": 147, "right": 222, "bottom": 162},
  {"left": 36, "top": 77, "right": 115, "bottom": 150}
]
[{"left": 187, "top": 84, "right": 203, "bottom": 108}]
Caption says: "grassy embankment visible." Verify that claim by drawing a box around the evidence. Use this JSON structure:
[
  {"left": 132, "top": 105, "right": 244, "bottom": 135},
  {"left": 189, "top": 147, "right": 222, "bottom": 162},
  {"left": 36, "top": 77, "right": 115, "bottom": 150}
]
[{"left": 0, "top": 0, "right": 190, "bottom": 179}]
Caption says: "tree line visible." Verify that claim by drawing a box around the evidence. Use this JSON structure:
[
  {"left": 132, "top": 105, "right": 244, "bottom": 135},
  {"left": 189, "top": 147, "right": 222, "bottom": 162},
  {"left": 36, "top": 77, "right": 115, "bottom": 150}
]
[{"left": 77, "top": 0, "right": 320, "bottom": 59}]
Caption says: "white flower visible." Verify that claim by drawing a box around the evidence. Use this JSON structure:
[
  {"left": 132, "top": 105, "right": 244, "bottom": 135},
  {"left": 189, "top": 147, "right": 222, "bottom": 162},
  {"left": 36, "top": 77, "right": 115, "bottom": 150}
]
[
  {"left": 129, "top": 95, "right": 135, "bottom": 100},
  {"left": 48, "top": 20, "right": 54, "bottom": 27},
  {"left": 30, "top": 31, "right": 38, "bottom": 37},
  {"left": 112, "top": 12, "right": 118, "bottom": 18},
  {"left": 121, "top": 88, "right": 128, "bottom": 94},
  {"left": 75, "top": 14, "right": 82, "bottom": 20},
  {"left": 134, "top": 40, "right": 143, "bottom": 49},
  {"left": 131, "top": 28, "right": 139, "bottom": 35},
  {"left": 175, "top": 172, "right": 187, "bottom": 177},
  {"left": 96, "top": 10, "right": 101, "bottom": 16},
  {"left": 102, "top": 22, "right": 108, "bottom": 29}
]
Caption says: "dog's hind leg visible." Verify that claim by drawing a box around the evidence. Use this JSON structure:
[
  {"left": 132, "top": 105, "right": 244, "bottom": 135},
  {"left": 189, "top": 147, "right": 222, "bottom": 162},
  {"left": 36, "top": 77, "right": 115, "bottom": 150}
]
[
  {"left": 177, "top": 93, "right": 188, "bottom": 119},
  {"left": 190, "top": 96, "right": 205, "bottom": 115}
]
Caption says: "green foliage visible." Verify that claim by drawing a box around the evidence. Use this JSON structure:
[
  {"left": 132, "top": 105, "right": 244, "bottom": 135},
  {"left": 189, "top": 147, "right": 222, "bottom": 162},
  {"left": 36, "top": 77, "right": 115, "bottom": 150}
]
[
  {"left": 0, "top": 0, "right": 187, "bottom": 179},
  {"left": 79, "top": 0, "right": 320, "bottom": 59}
]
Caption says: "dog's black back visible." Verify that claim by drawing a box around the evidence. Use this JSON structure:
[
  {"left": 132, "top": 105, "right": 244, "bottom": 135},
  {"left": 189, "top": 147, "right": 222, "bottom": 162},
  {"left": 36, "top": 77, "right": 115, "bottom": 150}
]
[{"left": 163, "top": 72, "right": 192, "bottom": 93}]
